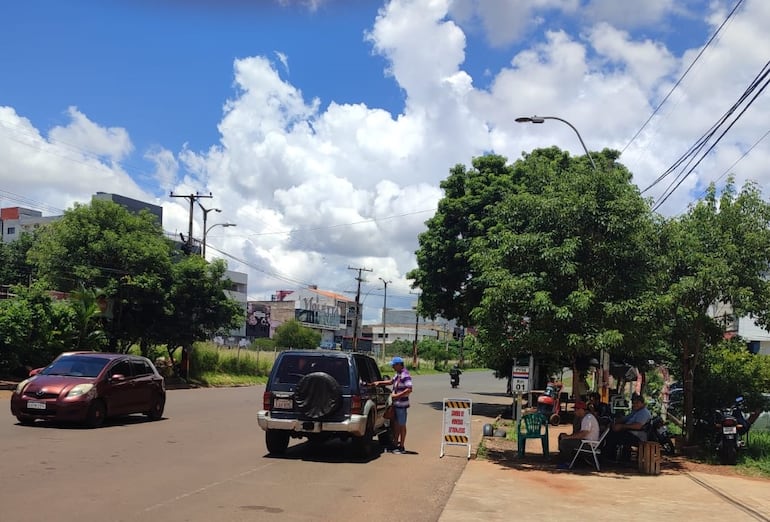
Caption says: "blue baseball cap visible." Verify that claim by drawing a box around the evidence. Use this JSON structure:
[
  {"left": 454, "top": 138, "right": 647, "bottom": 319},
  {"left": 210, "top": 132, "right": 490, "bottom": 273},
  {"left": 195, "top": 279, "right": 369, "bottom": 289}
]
[{"left": 389, "top": 356, "right": 405, "bottom": 366}]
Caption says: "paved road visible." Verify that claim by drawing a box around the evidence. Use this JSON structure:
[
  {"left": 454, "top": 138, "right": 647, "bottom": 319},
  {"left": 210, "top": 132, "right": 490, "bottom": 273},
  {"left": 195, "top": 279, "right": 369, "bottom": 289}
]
[{"left": 1, "top": 370, "right": 510, "bottom": 522}]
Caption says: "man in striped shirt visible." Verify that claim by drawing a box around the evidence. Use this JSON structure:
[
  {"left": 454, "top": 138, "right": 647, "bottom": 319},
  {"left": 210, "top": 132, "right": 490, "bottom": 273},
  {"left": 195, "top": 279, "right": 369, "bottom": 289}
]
[{"left": 373, "top": 356, "right": 413, "bottom": 454}]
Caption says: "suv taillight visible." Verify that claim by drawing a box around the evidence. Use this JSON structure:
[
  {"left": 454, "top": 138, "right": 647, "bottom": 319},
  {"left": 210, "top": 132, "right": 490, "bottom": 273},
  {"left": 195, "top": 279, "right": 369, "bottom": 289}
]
[
  {"left": 263, "top": 391, "right": 272, "bottom": 411},
  {"left": 350, "top": 394, "right": 362, "bottom": 415}
]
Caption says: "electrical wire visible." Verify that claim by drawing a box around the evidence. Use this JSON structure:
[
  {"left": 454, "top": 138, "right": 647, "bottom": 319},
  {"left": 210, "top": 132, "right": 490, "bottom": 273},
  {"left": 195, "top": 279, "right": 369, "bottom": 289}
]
[
  {"left": 622, "top": 0, "right": 745, "bottom": 153},
  {"left": 651, "top": 68, "right": 770, "bottom": 212}
]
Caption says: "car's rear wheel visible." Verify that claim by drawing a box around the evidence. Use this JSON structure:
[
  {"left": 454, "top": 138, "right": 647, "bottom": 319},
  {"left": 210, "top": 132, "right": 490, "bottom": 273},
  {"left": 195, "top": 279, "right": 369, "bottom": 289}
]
[
  {"left": 145, "top": 394, "right": 165, "bottom": 421},
  {"left": 16, "top": 415, "right": 35, "bottom": 426},
  {"left": 85, "top": 400, "right": 106, "bottom": 428},
  {"left": 352, "top": 414, "right": 374, "bottom": 458},
  {"left": 295, "top": 372, "right": 342, "bottom": 419},
  {"left": 266, "top": 429, "right": 290, "bottom": 455}
]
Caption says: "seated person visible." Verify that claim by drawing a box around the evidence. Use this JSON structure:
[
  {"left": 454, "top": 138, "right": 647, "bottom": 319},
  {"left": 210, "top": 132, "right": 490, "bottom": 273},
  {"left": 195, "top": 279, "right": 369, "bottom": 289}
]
[
  {"left": 558, "top": 401, "right": 600, "bottom": 464},
  {"left": 587, "top": 391, "right": 612, "bottom": 427},
  {"left": 603, "top": 393, "right": 652, "bottom": 461}
]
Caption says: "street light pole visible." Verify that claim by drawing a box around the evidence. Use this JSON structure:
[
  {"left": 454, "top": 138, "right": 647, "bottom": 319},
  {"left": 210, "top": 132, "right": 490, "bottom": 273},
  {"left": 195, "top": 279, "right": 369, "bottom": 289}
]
[
  {"left": 198, "top": 203, "right": 221, "bottom": 258},
  {"left": 515, "top": 115, "right": 598, "bottom": 171},
  {"left": 378, "top": 277, "right": 391, "bottom": 361},
  {"left": 203, "top": 222, "right": 236, "bottom": 258},
  {"left": 515, "top": 114, "right": 609, "bottom": 401}
]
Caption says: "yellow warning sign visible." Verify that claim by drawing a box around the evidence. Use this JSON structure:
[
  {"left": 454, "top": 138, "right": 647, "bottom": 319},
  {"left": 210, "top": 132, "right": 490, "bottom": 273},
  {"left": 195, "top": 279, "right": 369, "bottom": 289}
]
[{"left": 444, "top": 435, "right": 469, "bottom": 443}]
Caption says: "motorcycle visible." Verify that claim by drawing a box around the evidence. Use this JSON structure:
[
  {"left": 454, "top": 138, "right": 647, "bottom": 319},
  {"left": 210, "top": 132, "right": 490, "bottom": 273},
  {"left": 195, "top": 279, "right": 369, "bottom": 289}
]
[
  {"left": 537, "top": 381, "right": 563, "bottom": 426},
  {"left": 700, "top": 397, "right": 752, "bottom": 465},
  {"left": 645, "top": 415, "right": 676, "bottom": 455},
  {"left": 713, "top": 407, "right": 740, "bottom": 465},
  {"left": 449, "top": 368, "right": 461, "bottom": 388}
]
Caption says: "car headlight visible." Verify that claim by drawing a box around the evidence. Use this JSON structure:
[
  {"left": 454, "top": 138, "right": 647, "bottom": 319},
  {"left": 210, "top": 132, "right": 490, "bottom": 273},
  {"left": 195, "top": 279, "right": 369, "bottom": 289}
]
[
  {"left": 66, "top": 383, "right": 95, "bottom": 398},
  {"left": 15, "top": 378, "right": 31, "bottom": 394}
]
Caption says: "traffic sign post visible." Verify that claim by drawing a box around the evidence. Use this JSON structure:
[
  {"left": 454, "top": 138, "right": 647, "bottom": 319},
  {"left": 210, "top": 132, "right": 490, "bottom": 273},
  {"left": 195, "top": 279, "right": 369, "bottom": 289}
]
[{"left": 511, "top": 366, "right": 530, "bottom": 421}]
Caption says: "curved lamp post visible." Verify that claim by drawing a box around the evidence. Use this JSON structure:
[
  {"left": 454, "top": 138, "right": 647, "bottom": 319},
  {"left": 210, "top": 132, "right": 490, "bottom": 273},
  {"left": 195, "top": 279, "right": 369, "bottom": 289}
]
[
  {"left": 515, "top": 115, "right": 597, "bottom": 171},
  {"left": 203, "top": 222, "right": 236, "bottom": 258},
  {"left": 516, "top": 114, "right": 611, "bottom": 399}
]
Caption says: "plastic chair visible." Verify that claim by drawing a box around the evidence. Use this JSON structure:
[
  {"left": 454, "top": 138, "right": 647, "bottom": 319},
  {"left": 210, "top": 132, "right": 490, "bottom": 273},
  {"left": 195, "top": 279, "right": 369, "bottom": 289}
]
[
  {"left": 517, "top": 413, "right": 549, "bottom": 457},
  {"left": 568, "top": 427, "right": 610, "bottom": 471}
]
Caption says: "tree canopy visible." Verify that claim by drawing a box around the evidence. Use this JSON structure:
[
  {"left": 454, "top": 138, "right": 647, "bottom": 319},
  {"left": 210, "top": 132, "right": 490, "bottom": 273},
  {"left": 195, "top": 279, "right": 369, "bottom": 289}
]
[
  {"left": 1, "top": 199, "right": 244, "bottom": 368},
  {"left": 411, "top": 150, "right": 770, "bottom": 439},
  {"left": 410, "top": 148, "right": 660, "bottom": 373}
]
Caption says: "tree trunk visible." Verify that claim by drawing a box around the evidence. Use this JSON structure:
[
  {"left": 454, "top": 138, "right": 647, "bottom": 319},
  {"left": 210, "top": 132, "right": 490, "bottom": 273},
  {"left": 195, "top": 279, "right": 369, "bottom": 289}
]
[{"left": 683, "top": 341, "right": 696, "bottom": 443}]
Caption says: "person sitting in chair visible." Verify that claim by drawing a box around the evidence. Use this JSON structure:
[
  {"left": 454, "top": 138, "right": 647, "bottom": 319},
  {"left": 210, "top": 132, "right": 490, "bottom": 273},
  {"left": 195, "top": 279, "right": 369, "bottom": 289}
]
[
  {"left": 587, "top": 391, "right": 612, "bottom": 428},
  {"left": 603, "top": 393, "right": 652, "bottom": 461},
  {"left": 558, "top": 401, "right": 599, "bottom": 466}
]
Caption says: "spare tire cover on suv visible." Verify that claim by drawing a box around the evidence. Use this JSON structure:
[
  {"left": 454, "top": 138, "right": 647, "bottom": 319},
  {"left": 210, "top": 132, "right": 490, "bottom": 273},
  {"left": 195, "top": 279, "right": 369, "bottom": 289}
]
[{"left": 295, "top": 372, "right": 342, "bottom": 419}]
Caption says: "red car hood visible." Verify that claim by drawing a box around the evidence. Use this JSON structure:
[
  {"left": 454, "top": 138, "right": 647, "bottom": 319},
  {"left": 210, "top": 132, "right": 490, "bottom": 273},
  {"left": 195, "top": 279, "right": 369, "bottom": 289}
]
[{"left": 23, "top": 375, "right": 95, "bottom": 396}]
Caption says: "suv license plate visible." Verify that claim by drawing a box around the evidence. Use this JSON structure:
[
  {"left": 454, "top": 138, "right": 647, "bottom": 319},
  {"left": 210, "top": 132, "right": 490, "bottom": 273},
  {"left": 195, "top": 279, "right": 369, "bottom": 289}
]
[
  {"left": 274, "top": 398, "right": 292, "bottom": 409},
  {"left": 27, "top": 401, "right": 46, "bottom": 410},
  {"left": 723, "top": 426, "right": 737, "bottom": 434}
]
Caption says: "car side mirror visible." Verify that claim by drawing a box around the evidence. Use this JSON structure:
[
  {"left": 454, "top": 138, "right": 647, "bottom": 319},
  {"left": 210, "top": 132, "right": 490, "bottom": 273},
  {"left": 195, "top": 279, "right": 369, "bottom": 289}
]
[{"left": 29, "top": 368, "right": 43, "bottom": 377}]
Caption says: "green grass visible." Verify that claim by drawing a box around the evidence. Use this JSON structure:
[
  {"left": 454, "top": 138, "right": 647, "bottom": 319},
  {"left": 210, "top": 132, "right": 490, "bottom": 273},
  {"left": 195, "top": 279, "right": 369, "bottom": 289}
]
[{"left": 737, "top": 431, "right": 770, "bottom": 477}]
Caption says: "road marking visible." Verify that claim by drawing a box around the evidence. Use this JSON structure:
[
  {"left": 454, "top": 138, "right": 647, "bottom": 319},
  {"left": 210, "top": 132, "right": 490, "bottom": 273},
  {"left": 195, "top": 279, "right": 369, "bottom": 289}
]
[{"left": 141, "top": 463, "right": 275, "bottom": 514}]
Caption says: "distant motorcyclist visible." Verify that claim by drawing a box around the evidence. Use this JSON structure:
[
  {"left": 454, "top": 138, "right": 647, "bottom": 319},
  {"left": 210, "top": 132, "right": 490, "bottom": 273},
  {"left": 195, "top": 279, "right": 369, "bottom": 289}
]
[{"left": 449, "top": 364, "right": 462, "bottom": 387}]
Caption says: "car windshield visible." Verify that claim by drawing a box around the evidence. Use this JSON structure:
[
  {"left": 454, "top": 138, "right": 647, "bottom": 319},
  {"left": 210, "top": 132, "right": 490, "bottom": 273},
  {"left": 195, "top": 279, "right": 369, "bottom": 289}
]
[
  {"left": 274, "top": 355, "right": 350, "bottom": 386},
  {"left": 41, "top": 356, "right": 109, "bottom": 378}
]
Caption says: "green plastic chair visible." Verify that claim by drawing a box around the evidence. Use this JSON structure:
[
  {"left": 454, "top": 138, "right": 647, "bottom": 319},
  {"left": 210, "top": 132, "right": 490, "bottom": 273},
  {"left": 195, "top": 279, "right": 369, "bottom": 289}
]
[{"left": 517, "top": 413, "right": 549, "bottom": 457}]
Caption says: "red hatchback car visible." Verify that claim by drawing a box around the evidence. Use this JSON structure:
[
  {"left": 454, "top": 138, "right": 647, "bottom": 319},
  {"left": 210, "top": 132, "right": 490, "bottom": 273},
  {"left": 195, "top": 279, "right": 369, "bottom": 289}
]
[{"left": 10, "top": 352, "right": 166, "bottom": 428}]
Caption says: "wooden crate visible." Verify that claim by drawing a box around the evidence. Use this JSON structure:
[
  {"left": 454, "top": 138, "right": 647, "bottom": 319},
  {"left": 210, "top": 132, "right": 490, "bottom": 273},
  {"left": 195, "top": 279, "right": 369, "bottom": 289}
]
[{"left": 638, "top": 441, "right": 662, "bottom": 475}]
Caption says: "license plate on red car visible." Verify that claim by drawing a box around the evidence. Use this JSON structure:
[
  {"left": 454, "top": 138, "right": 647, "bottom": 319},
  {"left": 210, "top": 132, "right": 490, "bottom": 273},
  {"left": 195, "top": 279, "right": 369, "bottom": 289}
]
[
  {"left": 274, "top": 398, "right": 292, "bottom": 409},
  {"left": 27, "top": 401, "right": 46, "bottom": 410}
]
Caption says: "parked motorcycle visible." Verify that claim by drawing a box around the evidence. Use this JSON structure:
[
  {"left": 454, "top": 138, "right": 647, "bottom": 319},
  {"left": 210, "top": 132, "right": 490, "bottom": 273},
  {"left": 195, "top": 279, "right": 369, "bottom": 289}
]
[
  {"left": 698, "top": 397, "right": 753, "bottom": 465},
  {"left": 645, "top": 415, "right": 676, "bottom": 455},
  {"left": 537, "top": 380, "right": 563, "bottom": 426}
]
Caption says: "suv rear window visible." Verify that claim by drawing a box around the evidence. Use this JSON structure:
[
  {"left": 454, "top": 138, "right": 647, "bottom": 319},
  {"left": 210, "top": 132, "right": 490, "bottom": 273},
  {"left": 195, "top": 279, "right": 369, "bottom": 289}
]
[{"left": 274, "top": 354, "right": 350, "bottom": 386}]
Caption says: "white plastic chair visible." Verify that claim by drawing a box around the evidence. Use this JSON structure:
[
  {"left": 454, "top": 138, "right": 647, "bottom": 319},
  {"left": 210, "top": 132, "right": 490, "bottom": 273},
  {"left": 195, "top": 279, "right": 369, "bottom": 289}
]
[{"left": 568, "top": 427, "right": 610, "bottom": 471}]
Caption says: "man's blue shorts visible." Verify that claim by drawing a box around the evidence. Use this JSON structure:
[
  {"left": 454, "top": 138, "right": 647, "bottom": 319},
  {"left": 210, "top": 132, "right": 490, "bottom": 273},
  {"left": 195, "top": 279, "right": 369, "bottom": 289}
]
[{"left": 393, "top": 406, "right": 408, "bottom": 425}]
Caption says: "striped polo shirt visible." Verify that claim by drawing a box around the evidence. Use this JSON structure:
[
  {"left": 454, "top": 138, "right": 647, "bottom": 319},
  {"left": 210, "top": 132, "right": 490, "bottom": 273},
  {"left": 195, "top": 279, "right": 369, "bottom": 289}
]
[{"left": 391, "top": 368, "right": 413, "bottom": 408}]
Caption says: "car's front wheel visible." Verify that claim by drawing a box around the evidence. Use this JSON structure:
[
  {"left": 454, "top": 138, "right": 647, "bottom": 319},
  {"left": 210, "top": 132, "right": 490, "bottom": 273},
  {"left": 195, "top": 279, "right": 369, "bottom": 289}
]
[
  {"left": 145, "top": 394, "right": 165, "bottom": 421},
  {"left": 16, "top": 415, "right": 35, "bottom": 426},
  {"left": 85, "top": 400, "right": 106, "bottom": 428},
  {"left": 266, "top": 430, "right": 290, "bottom": 455}
]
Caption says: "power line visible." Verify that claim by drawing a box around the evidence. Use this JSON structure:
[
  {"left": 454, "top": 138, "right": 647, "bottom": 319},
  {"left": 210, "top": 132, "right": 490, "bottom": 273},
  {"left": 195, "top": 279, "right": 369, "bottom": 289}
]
[
  {"left": 651, "top": 66, "right": 770, "bottom": 212},
  {"left": 622, "top": 0, "right": 745, "bottom": 153}
]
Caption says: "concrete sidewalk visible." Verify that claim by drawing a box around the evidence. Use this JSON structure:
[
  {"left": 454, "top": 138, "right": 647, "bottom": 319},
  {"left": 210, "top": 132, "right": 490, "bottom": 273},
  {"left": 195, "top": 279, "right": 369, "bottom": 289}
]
[{"left": 439, "top": 405, "right": 770, "bottom": 522}]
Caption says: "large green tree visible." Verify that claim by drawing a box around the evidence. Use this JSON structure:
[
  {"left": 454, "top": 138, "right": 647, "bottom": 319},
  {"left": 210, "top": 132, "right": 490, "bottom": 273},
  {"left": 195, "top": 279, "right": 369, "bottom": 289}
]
[
  {"left": 161, "top": 256, "right": 243, "bottom": 366},
  {"left": 27, "top": 199, "right": 174, "bottom": 351},
  {"left": 410, "top": 148, "right": 660, "bottom": 378},
  {"left": 0, "top": 231, "right": 37, "bottom": 286},
  {"left": 272, "top": 319, "right": 321, "bottom": 350},
  {"left": 655, "top": 178, "right": 770, "bottom": 439},
  {"left": 0, "top": 283, "right": 73, "bottom": 373}
]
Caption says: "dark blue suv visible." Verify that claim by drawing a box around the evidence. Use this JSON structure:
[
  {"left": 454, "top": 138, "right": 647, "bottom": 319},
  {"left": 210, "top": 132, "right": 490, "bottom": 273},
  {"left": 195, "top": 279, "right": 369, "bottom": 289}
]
[{"left": 257, "top": 350, "right": 392, "bottom": 456}]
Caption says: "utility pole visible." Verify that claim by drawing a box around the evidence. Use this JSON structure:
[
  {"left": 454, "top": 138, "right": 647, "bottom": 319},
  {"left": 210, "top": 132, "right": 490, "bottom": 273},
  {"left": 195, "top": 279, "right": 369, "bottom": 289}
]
[
  {"left": 168, "top": 191, "right": 212, "bottom": 379},
  {"left": 169, "top": 192, "right": 212, "bottom": 254},
  {"left": 378, "top": 277, "right": 391, "bottom": 361},
  {"left": 348, "top": 266, "right": 372, "bottom": 351},
  {"left": 410, "top": 290, "right": 421, "bottom": 367}
]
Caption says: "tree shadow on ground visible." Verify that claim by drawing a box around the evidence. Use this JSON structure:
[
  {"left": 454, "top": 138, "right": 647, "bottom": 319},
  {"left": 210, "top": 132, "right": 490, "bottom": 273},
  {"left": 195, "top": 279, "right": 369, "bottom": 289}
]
[{"left": 482, "top": 440, "right": 690, "bottom": 479}]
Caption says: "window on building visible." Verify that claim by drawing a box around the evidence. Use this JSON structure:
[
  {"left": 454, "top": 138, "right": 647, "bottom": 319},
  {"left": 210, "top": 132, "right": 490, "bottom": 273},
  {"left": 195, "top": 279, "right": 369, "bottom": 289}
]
[{"left": 6, "top": 227, "right": 15, "bottom": 235}]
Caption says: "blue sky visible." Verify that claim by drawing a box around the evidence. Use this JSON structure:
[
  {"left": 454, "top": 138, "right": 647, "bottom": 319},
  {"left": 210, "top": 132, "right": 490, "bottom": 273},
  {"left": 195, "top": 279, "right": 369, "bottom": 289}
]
[{"left": 1, "top": 0, "right": 768, "bottom": 320}]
